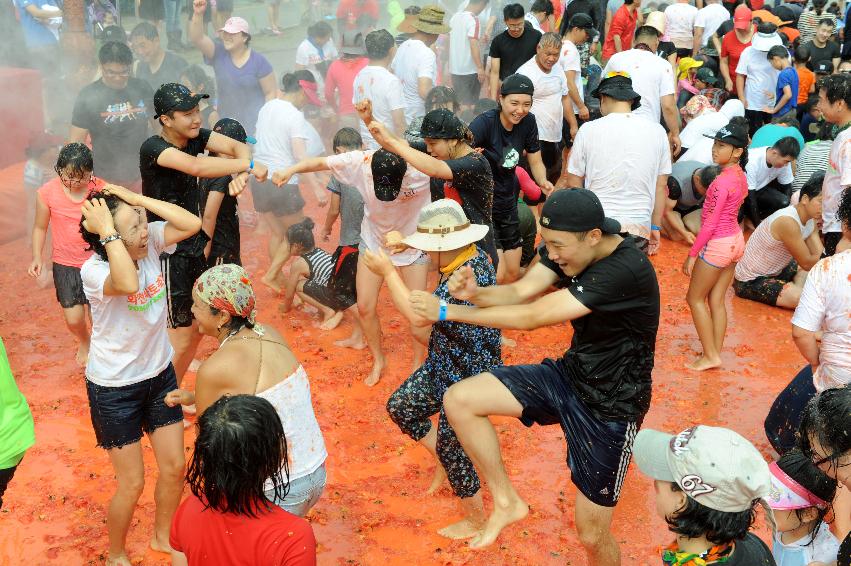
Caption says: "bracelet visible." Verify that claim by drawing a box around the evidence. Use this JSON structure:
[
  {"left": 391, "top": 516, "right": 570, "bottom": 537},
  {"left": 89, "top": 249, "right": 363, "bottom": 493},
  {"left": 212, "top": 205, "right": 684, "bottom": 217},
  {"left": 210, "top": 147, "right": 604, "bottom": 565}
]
[
  {"left": 99, "top": 233, "right": 121, "bottom": 245},
  {"left": 438, "top": 299, "right": 448, "bottom": 322},
  {"left": 651, "top": 224, "right": 662, "bottom": 231},
  {"left": 248, "top": 158, "right": 254, "bottom": 174}
]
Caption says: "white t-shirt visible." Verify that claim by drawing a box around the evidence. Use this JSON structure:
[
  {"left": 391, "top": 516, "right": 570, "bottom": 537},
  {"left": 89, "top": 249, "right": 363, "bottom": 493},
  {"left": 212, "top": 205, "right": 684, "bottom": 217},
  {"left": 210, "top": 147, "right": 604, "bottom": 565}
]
[
  {"left": 253, "top": 99, "right": 314, "bottom": 183},
  {"left": 81, "top": 221, "right": 176, "bottom": 387},
  {"left": 295, "top": 37, "right": 339, "bottom": 97},
  {"left": 664, "top": 3, "right": 698, "bottom": 49},
  {"left": 736, "top": 46, "right": 779, "bottom": 111},
  {"left": 568, "top": 112, "right": 672, "bottom": 229},
  {"left": 525, "top": 12, "right": 543, "bottom": 32},
  {"left": 517, "top": 57, "right": 569, "bottom": 142},
  {"left": 680, "top": 109, "right": 725, "bottom": 149},
  {"left": 558, "top": 39, "right": 584, "bottom": 114},
  {"left": 745, "top": 146, "right": 794, "bottom": 191},
  {"left": 391, "top": 39, "right": 437, "bottom": 123},
  {"left": 791, "top": 249, "right": 851, "bottom": 392},
  {"left": 352, "top": 65, "right": 406, "bottom": 150},
  {"left": 450, "top": 11, "right": 480, "bottom": 75},
  {"left": 326, "top": 150, "right": 430, "bottom": 266},
  {"left": 694, "top": 3, "right": 730, "bottom": 47},
  {"left": 822, "top": 127, "right": 851, "bottom": 233},
  {"left": 603, "top": 49, "right": 676, "bottom": 125}
]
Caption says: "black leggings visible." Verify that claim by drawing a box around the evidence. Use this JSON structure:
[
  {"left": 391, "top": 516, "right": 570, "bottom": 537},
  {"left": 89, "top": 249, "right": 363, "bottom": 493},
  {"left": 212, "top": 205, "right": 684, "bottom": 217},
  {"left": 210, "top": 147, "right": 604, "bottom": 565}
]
[
  {"left": 0, "top": 460, "right": 21, "bottom": 510},
  {"left": 386, "top": 366, "right": 480, "bottom": 498},
  {"left": 764, "top": 365, "right": 816, "bottom": 455}
]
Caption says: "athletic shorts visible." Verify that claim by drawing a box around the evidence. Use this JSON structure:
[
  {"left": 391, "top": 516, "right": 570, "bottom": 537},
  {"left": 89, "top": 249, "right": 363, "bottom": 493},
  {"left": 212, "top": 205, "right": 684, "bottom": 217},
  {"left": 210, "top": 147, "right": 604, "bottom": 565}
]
[
  {"left": 698, "top": 232, "right": 745, "bottom": 268},
  {"left": 85, "top": 363, "right": 183, "bottom": 449},
  {"left": 451, "top": 73, "right": 480, "bottom": 106},
  {"left": 303, "top": 279, "right": 349, "bottom": 312},
  {"left": 491, "top": 359, "right": 640, "bottom": 507},
  {"left": 733, "top": 261, "right": 798, "bottom": 306},
  {"left": 493, "top": 206, "right": 522, "bottom": 251},
  {"left": 562, "top": 116, "right": 587, "bottom": 149},
  {"left": 207, "top": 249, "right": 242, "bottom": 269},
  {"left": 53, "top": 263, "right": 88, "bottom": 309},
  {"left": 161, "top": 253, "right": 208, "bottom": 328},
  {"left": 252, "top": 180, "right": 305, "bottom": 217}
]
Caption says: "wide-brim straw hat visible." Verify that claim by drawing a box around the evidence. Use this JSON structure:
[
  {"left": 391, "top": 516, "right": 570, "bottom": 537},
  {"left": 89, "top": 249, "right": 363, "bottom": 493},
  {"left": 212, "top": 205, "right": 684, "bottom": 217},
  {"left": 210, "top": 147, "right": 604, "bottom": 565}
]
[
  {"left": 402, "top": 199, "right": 489, "bottom": 252},
  {"left": 411, "top": 5, "right": 451, "bottom": 35}
]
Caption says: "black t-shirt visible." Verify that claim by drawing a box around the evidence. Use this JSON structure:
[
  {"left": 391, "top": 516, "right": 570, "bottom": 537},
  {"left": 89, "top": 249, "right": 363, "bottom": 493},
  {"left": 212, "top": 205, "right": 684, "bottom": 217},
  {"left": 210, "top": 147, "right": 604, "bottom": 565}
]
[
  {"left": 715, "top": 19, "right": 735, "bottom": 42},
  {"left": 71, "top": 78, "right": 154, "bottom": 183},
  {"left": 725, "top": 533, "right": 776, "bottom": 565},
  {"left": 135, "top": 51, "right": 189, "bottom": 92},
  {"left": 200, "top": 175, "right": 240, "bottom": 259},
  {"left": 564, "top": 0, "right": 600, "bottom": 31},
  {"left": 539, "top": 236, "right": 660, "bottom": 421},
  {"left": 805, "top": 39, "right": 840, "bottom": 70},
  {"left": 657, "top": 41, "right": 677, "bottom": 61},
  {"left": 139, "top": 129, "right": 212, "bottom": 256},
  {"left": 469, "top": 108, "right": 541, "bottom": 212},
  {"left": 489, "top": 23, "right": 542, "bottom": 79}
]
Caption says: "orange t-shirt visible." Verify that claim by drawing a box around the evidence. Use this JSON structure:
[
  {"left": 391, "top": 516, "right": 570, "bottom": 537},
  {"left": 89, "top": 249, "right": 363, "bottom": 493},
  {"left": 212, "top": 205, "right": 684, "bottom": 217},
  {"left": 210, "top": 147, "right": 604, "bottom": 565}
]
[
  {"left": 37, "top": 177, "right": 105, "bottom": 268},
  {"left": 797, "top": 66, "right": 815, "bottom": 104}
]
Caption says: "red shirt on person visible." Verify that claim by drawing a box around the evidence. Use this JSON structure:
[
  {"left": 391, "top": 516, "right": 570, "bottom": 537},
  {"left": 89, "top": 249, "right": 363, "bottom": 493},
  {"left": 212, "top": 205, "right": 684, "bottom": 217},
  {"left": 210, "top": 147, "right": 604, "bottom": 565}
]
[
  {"left": 37, "top": 176, "right": 105, "bottom": 268},
  {"left": 336, "top": 0, "right": 379, "bottom": 30},
  {"left": 721, "top": 29, "right": 753, "bottom": 94},
  {"left": 603, "top": 4, "right": 638, "bottom": 60},
  {"left": 324, "top": 57, "right": 369, "bottom": 116},
  {"left": 170, "top": 495, "right": 317, "bottom": 566}
]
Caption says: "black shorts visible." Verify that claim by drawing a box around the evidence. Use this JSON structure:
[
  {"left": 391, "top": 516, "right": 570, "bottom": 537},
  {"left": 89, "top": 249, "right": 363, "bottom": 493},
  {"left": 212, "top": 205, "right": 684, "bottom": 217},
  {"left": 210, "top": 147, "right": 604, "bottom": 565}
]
[
  {"left": 329, "top": 245, "right": 358, "bottom": 309},
  {"left": 451, "top": 73, "right": 480, "bottom": 106},
  {"left": 492, "top": 205, "right": 522, "bottom": 251},
  {"left": 562, "top": 116, "right": 587, "bottom": 149},
  {"left": 53, "top": 263, "right": 88, "bottom": 309},
  {"left": 85, "top": 363, "right": 183, "bottom": 449},
  {"left": 491, "top": 359, "right": 639, "bottom": 507},
  {"left": 539, "top": 140, "right": 563, "bottom": 185},
  {"left": 207, "top": 249, "right": 242, "bottom": 269},
  {"left": 161, "top": 253, "right": 207, "bottom": 328},
  {"left": 733, "top": 261, "right": 797, "bottom": 306},
  {"left": 824, "top": 232, "right": 842, "bottom": 257},
  {"left": 252, "top": 180, "right": 305, "bottom": 217}
]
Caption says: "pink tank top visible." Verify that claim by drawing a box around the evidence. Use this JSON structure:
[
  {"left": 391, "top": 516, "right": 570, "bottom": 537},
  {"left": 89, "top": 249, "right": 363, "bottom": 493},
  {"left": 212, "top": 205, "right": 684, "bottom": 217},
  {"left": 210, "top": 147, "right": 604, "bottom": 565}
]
[
  {"left": 689, "top": 165, "right": 748, "bottom": 258},
  {"left": 37, "top": 177, "right": 104, "bottom": 268}
]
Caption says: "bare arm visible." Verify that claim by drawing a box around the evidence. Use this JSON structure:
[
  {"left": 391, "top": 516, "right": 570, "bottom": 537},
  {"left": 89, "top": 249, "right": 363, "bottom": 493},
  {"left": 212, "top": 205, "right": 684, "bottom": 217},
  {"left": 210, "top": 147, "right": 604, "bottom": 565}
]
[
  {"left": 321, "top": 191, "right": 341, "bottom": 241},
  {"left": 171, "top": 551, "right": 188, "bottom": 566},
  {"left": 563, "top": 172, "right": 584, "bottom": 188},
  {"left": 417, "top": 76, "right": 434, "bottom": 101},
  {"left": 653, "top": 175, "right": 666, "bottom": 229},
  {"left": 391, "top": 108, "right": 407, "bottom": 137},
  {"left": 470, "top": 37, "right": 485, "bottom": 81},
  {"left": 719, "top": 55, "right": 733, "bottom": 91},
  {"left": 367, "top": 121, "right": 453, "bottom": 178},
  {"left": 765, "top": 85, "right": 792, "bottom": 114},
  {"left": 259, "top": 72, "right": 277, "bottom": 102},
  {"left": 271, "top": 156, "right": 330, "bottom": 186},
  {"left": 189, "top": 0, "right": 216, "bottom": 60},
  {"left": 661, "top": 94, "right": 681, "bottom": 156},
  {"left": 28, "top": 194, "right": 50, "bottom": 277},
  {"left": 774, "top": 216, "right": 823, "bottom": 270},
  {"left": 565, "top": 70, "right": 584, "bottom": 109},
  {"left": 452, "top": 262, "right": 560, "bottom": 307},
  {"left": 155, "top": 147, "right": 252, "bottom": 178},
  {"left": 792, "top": 324, "right": 820, "bottom": 369},
  {"left": 736, "top": 74, "right": 747, "bottom": 107},
  {"left": 526, "top": 151, "right": 553, "bottom": 192},
  {"left": 282, "top": 258, "right": 308, "bottom": 311},
  {"left": 201, "top": 190, "right": 224, "bottom": 257},
  {"left": 489, "top": 58, "right": 501, "bottom": 99},
  {"left": 693, "top": 27, "right": 703, "bottom": 56},
  {"left": 562, "top": 95, "right": 578, "bottom": 139},
  {"left": 80, "top": 197, "right": 139, "bottom": 296},
  {"left": 613, "top": 34, "right": 622, "bottom": 52}
]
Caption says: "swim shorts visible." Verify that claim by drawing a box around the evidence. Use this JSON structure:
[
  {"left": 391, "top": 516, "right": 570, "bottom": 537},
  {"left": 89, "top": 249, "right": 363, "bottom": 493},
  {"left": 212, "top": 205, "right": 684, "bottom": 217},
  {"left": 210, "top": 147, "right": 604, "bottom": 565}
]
[
  {"left": 160, "top": 254, "right": 207, "bottom": 328},
  {"left": 492, "top": 205, "right": 522, "bottom": 251},
  {"left": 251, "top": 180, "right": 305, "bottom": 217},
  {"left": 733, "top": 261, "right": 798, "bottom": 306},
  {"left": 698, "top": 232, "right": 745, "bottom": 268},
  {"left": 53, "top": 263, "right": 88, "bottom": 309}
]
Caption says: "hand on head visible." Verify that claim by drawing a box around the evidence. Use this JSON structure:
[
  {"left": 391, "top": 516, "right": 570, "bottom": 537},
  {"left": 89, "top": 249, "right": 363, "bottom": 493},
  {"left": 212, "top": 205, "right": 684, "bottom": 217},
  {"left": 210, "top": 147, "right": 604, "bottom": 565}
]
[
  {"left": 81, "top": 198, "right": 117, "bottom": 237},
  {"left": 102, "top": 184, "right": 139, "bottom": 206}
]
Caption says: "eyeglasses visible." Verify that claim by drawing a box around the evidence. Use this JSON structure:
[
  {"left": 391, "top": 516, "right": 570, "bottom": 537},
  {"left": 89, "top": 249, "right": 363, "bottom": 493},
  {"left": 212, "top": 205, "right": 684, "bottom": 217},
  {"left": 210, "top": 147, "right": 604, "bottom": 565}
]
[
  {"left": 56, "top": 170, "right": 94, "bottom": 187},
  {"left": 102, "top": 68, "right": 131, "bottom": 78}
]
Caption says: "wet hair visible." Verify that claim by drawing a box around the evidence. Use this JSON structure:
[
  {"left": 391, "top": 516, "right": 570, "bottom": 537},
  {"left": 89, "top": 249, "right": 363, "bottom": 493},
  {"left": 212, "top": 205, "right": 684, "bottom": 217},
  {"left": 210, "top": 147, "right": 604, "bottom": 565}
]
[
  {"left": 281, "top": 69, "right": 315, "bottom": 92},
  {"left": 181, "top": 64, "right": 216, "bottom": 99},
  {"left": 795, "top": 44, "right": 810, "bottom": 63},
  {"left": 800, "top": 170, "right": 825, "bottom": 200},
  {"left": 538, "top": 31, "right": 562, "bottom": 51},
  {"left": 55, "top": 143, "right": 94, "bottom": 178},
  {"left": 365, "top": 29, "right": 395, "bottom": 59},
  {"left": 186, "top": 395, "right": 289, "bottom": 518},
  {"left": 79, "top": 191, "right": 126, "bottom": 260},
  {"left": 799, "top": 387, "right": 851, "bottom": 476},
  {"left": 287, "top": 218, "right": 316, "bottom": 252},
  {"left": 819, "top": 73, "right": 851, "bottom": 108},
  {"left": 130, "top": 21, "right": 158, "bottom": 41},
  {"left": 530, "top": 0, "right": 553, "bottom": 16},
  {"left": 426, "top": 86, "right": 460, "bottom": 113},
  {"left": 768, "top": 45, "right": 789, "bottom": 60},
  {"left": 333, "top": 127, "right": 363, "bottom": 151},
  {"left": 838, "top": 185, "right": 851, "bottom": 231},
  {"left": 666, "top": 483, "right": 758, "bottom": 544},
  {"left": 98, "top": 41, "right": 133, "bottom": 66},
  {"left": 503, "top": 3, "right": 525, "bottom": 20},
  {"left": 776, "top": 448, "right": 835, "bottom": 546},
  {"left": 772, "top": 136, "right": 802, "bottom": 159},
  {"left": 307, "top": 21, "right": 333, "bottom": 40},
  {"left": 697, "top": 164, "right": 722, "bottom": 191}
]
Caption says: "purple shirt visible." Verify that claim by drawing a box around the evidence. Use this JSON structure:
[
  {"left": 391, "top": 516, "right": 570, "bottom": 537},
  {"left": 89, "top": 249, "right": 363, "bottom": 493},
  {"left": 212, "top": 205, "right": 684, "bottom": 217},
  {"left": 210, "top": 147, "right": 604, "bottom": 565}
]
[{"left": 204, "top": 41, "right": 273, "bottom": 135}]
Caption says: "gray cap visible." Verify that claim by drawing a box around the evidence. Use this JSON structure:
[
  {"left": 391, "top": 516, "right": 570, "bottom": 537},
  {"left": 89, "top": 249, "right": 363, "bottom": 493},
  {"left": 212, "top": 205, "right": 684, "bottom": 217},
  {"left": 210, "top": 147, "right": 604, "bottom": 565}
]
[{"left": 341, "top": 31, "right": 366, "bottom": 56}]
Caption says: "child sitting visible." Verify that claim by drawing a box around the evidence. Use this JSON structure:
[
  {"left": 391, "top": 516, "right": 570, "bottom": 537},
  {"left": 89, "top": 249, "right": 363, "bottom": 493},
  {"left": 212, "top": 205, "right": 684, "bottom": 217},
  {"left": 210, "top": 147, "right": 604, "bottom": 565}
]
[{"left": 767, "top": 449, "right": 839, "bottom": 564}]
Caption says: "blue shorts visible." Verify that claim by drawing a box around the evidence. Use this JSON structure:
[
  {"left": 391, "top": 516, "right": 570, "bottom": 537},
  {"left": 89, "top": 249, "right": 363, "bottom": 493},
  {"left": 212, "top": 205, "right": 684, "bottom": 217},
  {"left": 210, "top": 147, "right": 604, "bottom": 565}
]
[
  {"left": 491, "top": 359, "right": 639, "bottom": 507},
  {"left": 85, "top": 363, "right": 183, "bottom": 449}
]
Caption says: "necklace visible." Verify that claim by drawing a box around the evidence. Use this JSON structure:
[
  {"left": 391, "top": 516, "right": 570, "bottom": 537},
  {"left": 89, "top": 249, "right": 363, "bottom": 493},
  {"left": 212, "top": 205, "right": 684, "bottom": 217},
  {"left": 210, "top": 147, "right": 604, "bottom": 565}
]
[{"left": 219, "top": 325, "right": 246, "bottom": 347}]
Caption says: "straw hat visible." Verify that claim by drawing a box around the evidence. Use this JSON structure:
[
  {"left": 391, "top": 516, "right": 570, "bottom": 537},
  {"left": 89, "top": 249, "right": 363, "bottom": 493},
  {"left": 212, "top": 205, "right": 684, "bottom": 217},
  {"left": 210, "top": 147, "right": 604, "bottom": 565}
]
[
  {"left": 411, "top": 5, "right": 450, "bottom": 35},
  {"left": 402, "top": 199, "right": 489, "bottom": 252},
  {"left": 645, "top": 11, "right": 666, "bottom": 35}
]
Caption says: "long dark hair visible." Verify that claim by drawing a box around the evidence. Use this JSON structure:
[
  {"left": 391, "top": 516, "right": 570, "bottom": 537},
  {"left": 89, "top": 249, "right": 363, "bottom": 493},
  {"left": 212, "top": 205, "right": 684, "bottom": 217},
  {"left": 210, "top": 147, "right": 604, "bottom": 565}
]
[
  {"left": 186, "top": 395, "right": 290, "bottom": 518},
  {"left": 799, "top": 387, "right": 851, "bottom": 479}
]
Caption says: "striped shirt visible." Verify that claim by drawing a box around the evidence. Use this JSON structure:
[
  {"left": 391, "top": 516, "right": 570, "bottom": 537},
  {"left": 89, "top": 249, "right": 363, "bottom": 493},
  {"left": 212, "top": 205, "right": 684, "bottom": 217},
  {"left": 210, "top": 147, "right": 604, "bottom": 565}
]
[
  {"left": 793, "top": 140, "right": 832, "bottom": 192},
  {"left": 735, "top": 205, "right": 816, "bottom": 281},
  {"left": 303, "top": 248, "right": 334, "bottom": 287}
]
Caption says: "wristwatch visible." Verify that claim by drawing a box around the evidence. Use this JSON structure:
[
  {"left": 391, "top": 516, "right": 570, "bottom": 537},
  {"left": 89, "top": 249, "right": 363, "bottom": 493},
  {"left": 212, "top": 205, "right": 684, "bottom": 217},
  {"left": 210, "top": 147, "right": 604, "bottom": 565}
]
[{"left": 99, "top": 233, "right": 121, "bottom": 245}]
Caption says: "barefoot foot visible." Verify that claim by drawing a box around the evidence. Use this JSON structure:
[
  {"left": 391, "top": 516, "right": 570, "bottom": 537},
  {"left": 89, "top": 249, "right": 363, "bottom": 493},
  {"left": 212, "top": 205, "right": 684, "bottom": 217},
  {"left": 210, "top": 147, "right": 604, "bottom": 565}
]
[
  {"left": 438, "top": 518, "right": 484, "bottom": 540},
  {"left": 150, "top": 533, "right": 173, "bottom": 554},
  {"left": 685, "top": 355, "right": 722, "bottom": 371},
  {"left": 364, "top": 360, "right": 385, "bottom": 387},
  {"left": 260, "top": 273, "right": 282, "bottom": 294},
  {"left": 426, "top": 464, "right": 447, "bottom": 495},
  {"left": 469, "top": 497, "right": 529, "bottom": 549},
  {"left": 319, "top": 310, "right": 344, "bottom": 331},
  {"left": 334, "top": 336, "right": 366, "bottom": 350},
  {"left": 500, "top": 335, "right": 516, "bottom": 348},
  {"left": 106, "top": 553, "right": 132, "bottom": 566}
]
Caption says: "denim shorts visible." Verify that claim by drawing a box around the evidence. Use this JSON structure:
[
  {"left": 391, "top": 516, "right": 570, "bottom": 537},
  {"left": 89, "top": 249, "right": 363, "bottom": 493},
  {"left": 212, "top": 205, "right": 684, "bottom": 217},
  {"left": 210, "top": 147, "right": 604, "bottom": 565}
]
[
  {"left": 266, "top": 463, "right": 327, "bottom": 517},
  {"left": 85, "top": 363, "right": 183, "bottom": 449}
]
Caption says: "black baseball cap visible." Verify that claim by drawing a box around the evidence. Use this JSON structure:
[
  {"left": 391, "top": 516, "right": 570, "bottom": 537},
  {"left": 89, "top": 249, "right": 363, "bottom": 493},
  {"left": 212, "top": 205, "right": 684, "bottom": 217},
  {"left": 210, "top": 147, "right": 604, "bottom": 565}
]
[
  {"left": 154, "top": 82, "right": 210, "bottom": 118},
  {"left": 540, "top": 189, "right": 621, "bottom": 234},
  {"left": 703, "top": 122, "right": 748, "bottom": 148},
  {"left": 568, "top": 13, "right": 595, "bottom": 30},
  {"left": 592, "top": 73, "right": 642, "bottom": 110},
  {"left": 500, "top": 73, "right": 535, "bottom": 96},
  {"left": 371, "top": 149, "right": 407, "bottom": 202},
  {"left": 814, "top": 59, "right": 834, "bottom": 74},
  {"left": 695, "top": 67, "right": 718, "bottom": 86},
  {"left": 419, "top": 108, "right": 467, "bottom": 139},
  {"left": 212, "top": 118, "right": 257, "bottom": 145}
]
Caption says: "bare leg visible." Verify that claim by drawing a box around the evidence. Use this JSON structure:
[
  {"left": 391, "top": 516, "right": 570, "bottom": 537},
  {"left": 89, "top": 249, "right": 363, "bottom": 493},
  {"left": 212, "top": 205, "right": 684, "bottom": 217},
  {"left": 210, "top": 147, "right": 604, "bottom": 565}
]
[
  {"left": 63, "top": 304, "right": 90, "bottom": 367},
  {"left": 168, "top": 324, "right": 204, "bottom": 388},
  {"left": 335, "top": 306, "right": 366, "bottom": 349},
  {"left": 685, "top": 259, "right": 724, "bottom": 371},
  {"left": 261, "top": 213, "right": 285, "bottom": 292},
  {"left": 438, "top": 492, "right": 486, "bottom": 540},
  {"left": 356, "top": 256, "right": 386, "bottom": 386},
  {"left": 496, "top": 248, "right": 522, "bottom": 284},
  {"left": 575, "top": 491, "right": 620, "bottom": 566},
  {"left": 294, "top": 286, "right": 342, "bottom": 330},
  {"left": 265, "top": 211, "right": 306, "bottom": 291},
  {"left": 105, "top": 442, "right": 146, "bottom": 564},
  {"left": 147, "top": 422, "right": 185, "bottom": 553},
  {"left": 682, "top": 209, "right": 702, "bottom": 236},
  {"left": 400, "top": 262, "right": 430, "bottom": 369},
  {"left": 443, "top": 373, "right": 527, "bottom": 549},
  {"left": 707, "top": 264, "right": 736, "bottom": 354},
  {"left": 661, "top": 211, "right": 687, "bottom": 242},
  {"left": 419, "top": 425, "right": 448, "bottom": 494}
]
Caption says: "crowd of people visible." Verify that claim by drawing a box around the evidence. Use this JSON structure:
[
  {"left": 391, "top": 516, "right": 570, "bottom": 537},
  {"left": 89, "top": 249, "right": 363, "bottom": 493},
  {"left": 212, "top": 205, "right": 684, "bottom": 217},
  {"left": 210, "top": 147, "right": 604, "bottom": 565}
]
[{"left": 3, "top": 0, "right": 851, "bottom": 563}]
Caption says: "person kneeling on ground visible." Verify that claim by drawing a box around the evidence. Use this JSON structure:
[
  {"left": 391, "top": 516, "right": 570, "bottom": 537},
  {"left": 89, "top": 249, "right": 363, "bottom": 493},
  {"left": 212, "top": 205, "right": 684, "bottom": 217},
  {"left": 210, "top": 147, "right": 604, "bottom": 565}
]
[
  {"left": 662, "top": 162, "right": 722, "bottom": 245},
  {"left": 632, "top": 425, "right": 776, "bottom": 564},
  {"left": 362, "top": 199, "right": 501, "bottom": 540},
  {"left": 169, "top": 395, "right": 317, "bottom": 565}
]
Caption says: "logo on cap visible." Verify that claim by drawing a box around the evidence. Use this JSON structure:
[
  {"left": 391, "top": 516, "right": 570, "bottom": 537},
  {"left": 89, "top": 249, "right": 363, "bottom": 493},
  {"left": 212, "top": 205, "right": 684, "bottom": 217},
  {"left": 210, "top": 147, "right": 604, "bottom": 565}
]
[
  {"left": 670, "top": 426, "right": 698, "bottom": 457},
  {"left": 541, "top": 216, "right": 550, "bottom": 226},
  {"left": 680, "top": 474, "right": 716, "bottom": 497},
  {"left": 717, "top": 127, "right": 732, "bottom": 137}
]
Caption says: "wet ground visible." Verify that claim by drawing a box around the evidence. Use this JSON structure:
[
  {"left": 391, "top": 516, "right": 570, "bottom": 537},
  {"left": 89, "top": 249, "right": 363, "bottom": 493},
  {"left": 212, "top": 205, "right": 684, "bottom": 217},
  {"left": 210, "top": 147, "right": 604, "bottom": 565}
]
[{"left": 0, "top": 161, "right": 793, "bottom": 564}]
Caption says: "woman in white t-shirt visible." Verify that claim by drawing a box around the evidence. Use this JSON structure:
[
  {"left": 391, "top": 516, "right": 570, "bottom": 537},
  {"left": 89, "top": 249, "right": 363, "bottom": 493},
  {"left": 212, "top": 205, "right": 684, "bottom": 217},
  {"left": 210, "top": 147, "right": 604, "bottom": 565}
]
[
  {"left": 166, "top": 264, "right": 327, "bottom": 517},
  {"left": 78, "top": 184, "right": 202, "bottom": 566}
]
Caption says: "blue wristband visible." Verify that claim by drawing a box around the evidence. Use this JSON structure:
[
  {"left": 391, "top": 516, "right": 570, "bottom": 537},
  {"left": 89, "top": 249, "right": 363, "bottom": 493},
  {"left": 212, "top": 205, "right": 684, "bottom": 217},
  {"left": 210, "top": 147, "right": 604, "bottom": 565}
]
[
  {"left": 438, "top": 299, "right": 448, "bottom": 322},
  {"left": 651, "top": 224, "right": 661, "bottom": 231},
  {"left": 248, "top": 158, "right": 254, "bottom": 172}
]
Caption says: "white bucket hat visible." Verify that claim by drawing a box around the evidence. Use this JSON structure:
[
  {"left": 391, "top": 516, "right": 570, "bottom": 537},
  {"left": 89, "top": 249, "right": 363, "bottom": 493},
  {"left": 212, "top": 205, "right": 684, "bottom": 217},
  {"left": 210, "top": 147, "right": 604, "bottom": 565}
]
[
  {"left": 751, "top": 30, "right": 782, "bottom": 51},
  {"left": 402, "top": 199, "right": 489, "bottom": 252}
]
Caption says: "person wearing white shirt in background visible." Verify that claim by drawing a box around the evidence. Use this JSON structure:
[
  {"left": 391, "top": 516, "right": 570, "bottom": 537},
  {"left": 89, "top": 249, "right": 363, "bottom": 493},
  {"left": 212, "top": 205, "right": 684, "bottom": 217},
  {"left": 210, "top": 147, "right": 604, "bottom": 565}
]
[
  {"left": 518, "top": 32, "right": 575, "bottom": 183},
  {"left": 603, "top": 25, "right": 681, "bottom": 156},
  {"left": 449, "top": 0, "right": 490, "bottom": 111},
  {"left": 817, "top": 73, "right": 851, "bottom": 257},
  {"left": 391, "top": 5, "right": 449, "bottom": 123},
  {"left": 663, "top": 0, "right": 698, "bottom": 57},
  {"left": 692, "top": 0, "right": 729, "bottom": 56},
  {"left": 736, "top": 23, "right": 783, "bottom": 136},
  {"left": 353, "top": 29, "right": 407, "bottom": 150},
  {"left": 559, "top": 14, "right": 595, "bottom": 132},
  {"left": 564, "top": 73, "right": 672, "bottom": 255},
  {"left": 678, "top": 98, "right": 746, "bottom": 162},
  {"left": 743, "top": 137, "right": 799, "bottom": 225},
  {"left": 525, "top": 0, "right": 554, "bottom": 33},
  {"left": 295, "top": 21, "right": 338, "bottom": 102}
]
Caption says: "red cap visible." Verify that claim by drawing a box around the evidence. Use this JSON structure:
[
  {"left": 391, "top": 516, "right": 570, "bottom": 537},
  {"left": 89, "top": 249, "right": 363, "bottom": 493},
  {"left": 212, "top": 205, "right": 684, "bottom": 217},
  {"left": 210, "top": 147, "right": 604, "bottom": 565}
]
[
  {"left": 734, "top": 5, "right": 753, "bottom": 29},
  {"left": 299, "top": 79, "right": 322, "bottom": 106},
  {"left": 749, "top": 0, "right": 764, "bottom": 10}
]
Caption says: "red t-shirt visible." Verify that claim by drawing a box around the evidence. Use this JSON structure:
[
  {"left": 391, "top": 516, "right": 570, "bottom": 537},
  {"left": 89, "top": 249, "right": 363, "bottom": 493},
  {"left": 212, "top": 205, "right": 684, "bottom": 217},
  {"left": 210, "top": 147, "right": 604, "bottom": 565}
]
[
  {"left": 721, "top": 29, "right": 752, "bottom": 93},
  {"left": 37, "top": 176, "right": 105, "bottom": 268},
  {"left": 324, "top": 57, "right": 369, "bottom": 115},
  {"left": 336, "top": 0, "right": 379, "bottom": 30},
  {"left": 170, "top": 495, "right": 317, "bottom": 566},
  {"left": 603, "top": 5, "right": 638, "bottom": 60}
]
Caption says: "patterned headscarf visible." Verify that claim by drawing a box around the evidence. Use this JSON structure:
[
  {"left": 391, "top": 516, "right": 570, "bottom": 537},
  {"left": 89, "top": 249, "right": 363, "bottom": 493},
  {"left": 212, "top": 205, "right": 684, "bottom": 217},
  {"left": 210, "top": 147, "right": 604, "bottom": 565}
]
[
  {"left": 193, "top": 264, "right": 257, "bottom": 325},
  {"left": 680, "top": 95, "right": 715, "bottom": 125}
]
